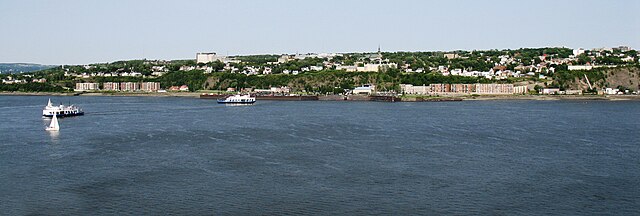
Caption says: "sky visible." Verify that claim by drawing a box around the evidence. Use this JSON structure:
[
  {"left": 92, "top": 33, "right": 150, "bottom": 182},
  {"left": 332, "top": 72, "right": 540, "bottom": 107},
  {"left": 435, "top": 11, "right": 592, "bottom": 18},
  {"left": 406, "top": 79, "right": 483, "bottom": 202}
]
[{"left": 0, "top": 0, "right": 638, "bottom": 65}]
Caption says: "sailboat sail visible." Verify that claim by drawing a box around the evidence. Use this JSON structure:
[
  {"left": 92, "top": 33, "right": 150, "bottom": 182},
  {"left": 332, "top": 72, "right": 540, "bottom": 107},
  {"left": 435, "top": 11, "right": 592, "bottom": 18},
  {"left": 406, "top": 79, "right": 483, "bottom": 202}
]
[{"left": 46, "top": 114, "right": 60, "bottom": 131}]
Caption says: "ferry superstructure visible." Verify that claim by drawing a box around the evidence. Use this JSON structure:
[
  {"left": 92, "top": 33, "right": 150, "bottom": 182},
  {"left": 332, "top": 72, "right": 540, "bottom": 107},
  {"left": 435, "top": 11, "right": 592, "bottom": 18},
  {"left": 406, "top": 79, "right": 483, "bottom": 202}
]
[
  {"left": 42, "top": 99, "right": 84, "bottom": 117},
  {"left": 216, "top": 94, "right": 256, "bottom": 104}
]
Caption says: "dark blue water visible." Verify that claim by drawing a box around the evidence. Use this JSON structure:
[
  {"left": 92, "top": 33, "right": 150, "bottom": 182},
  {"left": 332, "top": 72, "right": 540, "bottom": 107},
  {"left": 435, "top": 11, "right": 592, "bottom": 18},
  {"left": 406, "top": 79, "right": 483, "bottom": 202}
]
[{"left": 1, "top": 96, "right": 639, "bottom": 215}]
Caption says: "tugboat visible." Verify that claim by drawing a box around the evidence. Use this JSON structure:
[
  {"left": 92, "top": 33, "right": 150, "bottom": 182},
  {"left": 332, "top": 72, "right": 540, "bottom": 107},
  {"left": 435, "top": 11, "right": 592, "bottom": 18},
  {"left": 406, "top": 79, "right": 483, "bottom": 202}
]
[
  {"left": 42, "top": 98, "right": 84, "bottom": 117},
  {"left": 217, "top": 94, "right": 256, "bottom": 104}
]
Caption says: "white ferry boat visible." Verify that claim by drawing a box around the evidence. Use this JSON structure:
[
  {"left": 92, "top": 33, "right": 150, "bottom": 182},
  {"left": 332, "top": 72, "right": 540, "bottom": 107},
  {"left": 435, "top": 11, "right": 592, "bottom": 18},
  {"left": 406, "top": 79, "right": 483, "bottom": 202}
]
[
  {"left": 42, "top": 98, "right": 84, "bottom": 117},
  {"left": 217, "top": 94, "right": 256, "bottom": 104}
]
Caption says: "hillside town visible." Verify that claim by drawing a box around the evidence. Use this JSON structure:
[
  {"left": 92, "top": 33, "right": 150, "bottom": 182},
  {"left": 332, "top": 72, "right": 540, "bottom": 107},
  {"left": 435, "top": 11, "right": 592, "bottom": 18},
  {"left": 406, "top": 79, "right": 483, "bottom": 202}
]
[{"left": 1, "top": 46, "right": 639, "bottom": 96}]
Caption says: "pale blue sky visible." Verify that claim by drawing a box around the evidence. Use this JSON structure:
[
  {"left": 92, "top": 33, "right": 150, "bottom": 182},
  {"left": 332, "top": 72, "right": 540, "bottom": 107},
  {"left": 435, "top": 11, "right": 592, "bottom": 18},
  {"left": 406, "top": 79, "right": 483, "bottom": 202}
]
[{"left": 1, "top": 0, "right": 638, "bottom": 65}]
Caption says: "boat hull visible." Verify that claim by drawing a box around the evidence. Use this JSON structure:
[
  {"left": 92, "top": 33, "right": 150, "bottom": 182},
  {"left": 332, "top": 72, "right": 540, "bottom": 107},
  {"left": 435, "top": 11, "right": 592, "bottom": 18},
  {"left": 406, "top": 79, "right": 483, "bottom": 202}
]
[
  {"left": 43, "top": 112, "right": 84, "bottom": 118},
  {"left": 216, "top": 100, "right": 256, "bottom": 104},
  {"left": 201, "top": 94, "right": 318, "bottom": 101}
]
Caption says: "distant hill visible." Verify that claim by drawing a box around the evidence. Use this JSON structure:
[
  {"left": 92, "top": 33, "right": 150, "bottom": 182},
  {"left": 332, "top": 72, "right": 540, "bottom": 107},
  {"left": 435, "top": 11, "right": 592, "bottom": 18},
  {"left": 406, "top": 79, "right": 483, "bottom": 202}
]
[{"left": 0, "top": 63, "right": 57, "bottom": 74}]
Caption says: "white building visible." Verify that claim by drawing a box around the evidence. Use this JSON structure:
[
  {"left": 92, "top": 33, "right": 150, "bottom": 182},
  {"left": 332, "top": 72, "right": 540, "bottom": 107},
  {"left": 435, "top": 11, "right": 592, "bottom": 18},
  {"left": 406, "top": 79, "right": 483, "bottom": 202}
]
[
  {"left": 179, "top": 66, "right": 196, "bottom": 71},
  {"left": 263, "top": 67, "right": 272, "bottom": 75},
  {"left": 196, "top": 52, "right": 226, "bottom": 64},
  {"left": 151, "top": 66, "right": 167, "bottom": 72},
  {"left": 568, "top": 65, "right": 594, "bottom": 71},
  {"left": 541, "top": 88, "right": 560, "bottom": 95},
  {"left": 2, "top": 76, "right": 27, "bottom": 84},
  {"left": 75, "top": 83, "right": 99, "bottom": 91},
  {"left": 310, "top": 66, "right": 323, "bottom": 71},
  {"left": 605, "top": 88, "right": 620, "bottom": 95},
  {"left": 353, "top": 84, "right": 375, "bottom": 95},
  {"left": 270, "top": 86, "right": 290, "bottom": 94},
  {"left": 151, "top": 71, "right": 166, "bottom": 77}
]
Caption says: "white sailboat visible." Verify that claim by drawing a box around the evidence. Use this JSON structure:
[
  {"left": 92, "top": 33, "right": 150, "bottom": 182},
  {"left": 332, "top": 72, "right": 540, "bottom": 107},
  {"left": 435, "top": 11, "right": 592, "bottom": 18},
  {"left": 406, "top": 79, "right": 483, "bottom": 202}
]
[{"left": 46, "top": 114, "right": 60, "bottom": 131}]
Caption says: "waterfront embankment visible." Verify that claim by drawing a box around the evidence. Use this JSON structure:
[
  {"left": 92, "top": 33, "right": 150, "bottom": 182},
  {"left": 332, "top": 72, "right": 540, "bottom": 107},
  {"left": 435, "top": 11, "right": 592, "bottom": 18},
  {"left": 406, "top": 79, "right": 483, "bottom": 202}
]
[{"left": 2, "top": 91, "right": 640, "bottom": 101}]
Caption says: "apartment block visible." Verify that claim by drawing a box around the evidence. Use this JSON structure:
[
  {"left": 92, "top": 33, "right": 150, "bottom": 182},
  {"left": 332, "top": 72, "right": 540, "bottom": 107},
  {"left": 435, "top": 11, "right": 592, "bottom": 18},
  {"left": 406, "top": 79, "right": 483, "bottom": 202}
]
[
  {"left": 140, "top": 82, "right": 160, "bottom": 92},
  {"left": 74, "top": 83, "right": 99, "bottom": 91},
  {"left": 103, "top": 82, "right": 120, "bottom": 91},
  {"left": 120, "top": 82, "right": 140, "bottom": 92}
]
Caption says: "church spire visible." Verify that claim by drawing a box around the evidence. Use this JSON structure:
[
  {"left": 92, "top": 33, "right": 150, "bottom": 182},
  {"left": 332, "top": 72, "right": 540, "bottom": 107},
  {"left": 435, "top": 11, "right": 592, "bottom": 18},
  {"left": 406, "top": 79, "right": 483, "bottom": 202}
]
[{"left": 377, "top": 44, "right": 382, "bottom": 64}]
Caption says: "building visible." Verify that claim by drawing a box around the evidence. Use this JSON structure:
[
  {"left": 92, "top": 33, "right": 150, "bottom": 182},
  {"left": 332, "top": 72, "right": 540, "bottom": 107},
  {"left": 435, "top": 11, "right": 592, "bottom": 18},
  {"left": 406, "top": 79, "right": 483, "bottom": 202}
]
[
  {"left": 120, "top": 82, "right": 140, "bottom": 92},
  {"left": 102, "top": 82, "right": 120, "bottom": 91},
  {"left": 444, "top": 53, "right": 459, "bottom": 59},
  {"left": 400, "top": 84, "right": 430, "bottom": 95},
  {"left": 427, "top": 84, "right": 476, "bottom": 94},
  {"left": 74, "top": 83, "right": 99, "bottom": 91},
  {"left": 359, "top": 64, "right": 380, "bottom": 72},
  {"left": 568, "top": 65, "right": 594, "bottom": 71},
  {"left": 568, "top": 65, "right": 617, "bottom": 71},
  {"left": 310, "top": 66, "right": 323, "bottom": 71},
  {"left": 277, "top": 55, "right": 294, "bottom": 63},
  {"left": 400, "top": 83, "right": 517, "bottom": 95},
  {"left": 605, "top": 88, "right": 620, "bottom": 95},
  {"left": 32, "top": 78, "right": 47, "bottom": 83},
  {"left": 263, "top": 67, "right": 272, "bottom": 74},
  {"left": 337, "top": 63, "right": 397, "bottom": 72},
  {"left": 1, "top": 76, "right": 27, "bottom": 84},
  {"left": 140, "top": 82, "right": 160, "bottom": 92},
  {"left": 541, "top": 88, "right": 560, "bottom": 95},
  {"left": 336, "top": 65, "right": 357, "bottom": 72},
  {"left": 270, "top": 86, "right": 290, "bottom": 94},
  {"left": 353, "top": 84, "right": 375, "bottom": 95},
  {"left": 196, "top": 52, "right": 226, "bottom": 64},
  {"left": 613, "top": 46, "right": 631, "bottom": 52},
  {"left": 474, "top": 84, "right": 514, "bottom": 94},
  {"left": 179, "top": 65, "right": 196, "bottom": 71},
  {"left": 151, "top": 71, "right": 166, "bottom": 77},
  {"left": 573, "top": 48, "right": 586, "bottom": 56},
  {"left": 564, "top": 90, "right": 583, "bottom": 95},
  {"left": 361, "top": 63, "right": 397, "bottom": 72},
  {"left": 169, "top": 85, "right": 189, "bottom": 91},
  {"left": 514, "top": 86, "right": 528, "bottom": 94},
  {"left": 451, "top": 84, "right": 475, "bottom": 94}
]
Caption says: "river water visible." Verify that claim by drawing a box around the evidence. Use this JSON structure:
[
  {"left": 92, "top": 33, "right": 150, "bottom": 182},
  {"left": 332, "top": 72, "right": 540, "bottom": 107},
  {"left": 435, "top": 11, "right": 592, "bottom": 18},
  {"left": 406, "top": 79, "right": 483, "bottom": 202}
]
[{"left": 1, "top": 96, "right": 639, "bottom": 215}]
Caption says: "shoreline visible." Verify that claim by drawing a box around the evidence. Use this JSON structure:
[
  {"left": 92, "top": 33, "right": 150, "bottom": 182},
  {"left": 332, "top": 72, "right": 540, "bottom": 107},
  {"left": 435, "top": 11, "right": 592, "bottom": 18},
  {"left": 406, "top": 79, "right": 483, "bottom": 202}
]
[
  {"left": 2, "top": 91, "right": 639, "bottom": 101},
  {"left": 458, "top": 94, "right": 640, "bottom": 101},
  {"left": 0, "top": 91, "right": 202, "bottom": 98}
]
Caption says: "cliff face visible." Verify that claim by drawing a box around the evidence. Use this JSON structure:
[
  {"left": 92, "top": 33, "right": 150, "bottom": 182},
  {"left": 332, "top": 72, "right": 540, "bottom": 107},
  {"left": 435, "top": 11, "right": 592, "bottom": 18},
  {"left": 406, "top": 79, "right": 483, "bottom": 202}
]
[
  {"left": 557, "top": 66, "right": 640, "bottom": 91},
  {"left": 602, "top": 66, "right": 640, "bottom": 90}
]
